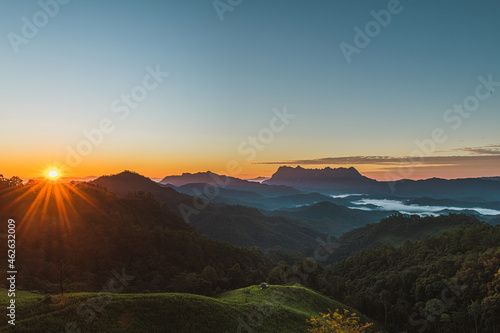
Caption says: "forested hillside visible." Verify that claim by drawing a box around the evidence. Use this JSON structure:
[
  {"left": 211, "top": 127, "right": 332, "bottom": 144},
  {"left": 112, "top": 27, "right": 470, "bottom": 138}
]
[
  {"left": 1, "top": 177, "right": 498, "bottom": 332},
  {"left": 0, "top": 180, "right": 272, "bottom": 295},
  {"left": 328, "top": 223, "right": 500, "bottom": 332}
]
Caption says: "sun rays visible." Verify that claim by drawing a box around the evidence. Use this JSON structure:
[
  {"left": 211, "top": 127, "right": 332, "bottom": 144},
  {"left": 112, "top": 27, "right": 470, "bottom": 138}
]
[
  {"left": 3, "top": 179, "right": 103, "bottom": 240},
  {"left": 20, "top": 182, "right": 75, "bottom": 233}
]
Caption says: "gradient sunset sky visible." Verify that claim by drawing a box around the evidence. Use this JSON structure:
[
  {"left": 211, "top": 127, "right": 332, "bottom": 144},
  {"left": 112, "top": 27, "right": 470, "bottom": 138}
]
[{"left": 1, "top": 0, "right": 499, "bottom": 180}]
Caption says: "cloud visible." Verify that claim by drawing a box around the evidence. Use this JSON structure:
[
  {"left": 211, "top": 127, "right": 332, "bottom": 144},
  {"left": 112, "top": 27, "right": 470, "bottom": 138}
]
[
  {"left": 452, "top": 144, "right": 500, "bottom": 155},
  {"left": 255, "top": 155, "right": 500, "bottom": 166}
]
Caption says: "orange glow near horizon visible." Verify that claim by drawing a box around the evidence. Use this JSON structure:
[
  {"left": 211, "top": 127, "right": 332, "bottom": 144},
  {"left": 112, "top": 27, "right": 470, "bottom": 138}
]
[{"left": 1, "top": 157, "right": 499, "bottom": 182}]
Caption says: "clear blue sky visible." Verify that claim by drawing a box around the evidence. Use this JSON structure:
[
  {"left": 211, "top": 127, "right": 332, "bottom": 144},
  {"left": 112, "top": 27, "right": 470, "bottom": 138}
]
[{"left": 1, "top": 0, "right": 499, "bottom": 179}]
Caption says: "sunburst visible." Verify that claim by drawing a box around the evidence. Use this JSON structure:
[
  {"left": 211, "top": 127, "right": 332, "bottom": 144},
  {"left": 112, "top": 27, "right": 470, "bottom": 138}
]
[
  {"left": 4, "top": 177, "right": 103, "bottom": 240},
  {"left": 45, "top": 167, "right": 61, "bottom": 181}
]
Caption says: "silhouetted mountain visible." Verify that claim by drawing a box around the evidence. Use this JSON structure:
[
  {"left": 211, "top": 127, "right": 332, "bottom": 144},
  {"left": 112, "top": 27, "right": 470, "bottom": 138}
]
[
  {"left": 94, "top": 170, "right": 164, "bottom": 195},
  {"left": 167, "top": 183, "right": 266, "bottom": 206},
  {"left": 93, "top": 171, "right": 327, "bottom": 252},
  {"left": 391, "top": 177, "right": 500, "bottom": 201},
  {"left": 0, "top": 180, "right": 272, "bottom": 294},
  {"left": 264, "top": 166, "right": 376, "bottom": 192},
  {"left": 93, "top": 170, "right": 192, "bottom": 209},
  {"left": 265, "top": 192, "right": 350, "bottom": 209},
  {"left": 169, "top": 183, "right": 367, "bottom": 211},
  {"left": 160, "top": 171, "right": 299, "bottom": 196},
  {"left": 482, "top": 176, "right": 500, "bottom": 181},
  {"left": 188, "top": 204, "right": 328, "bottom": 251},
  {"left": 168, "top": 184, "right": 340, "bottom": 211},
  {"left": 264, "top": 166, "right": 500, "bottom": 201},
  {"left": 271, "top": 201, "right": 395, "bottom": 236}
]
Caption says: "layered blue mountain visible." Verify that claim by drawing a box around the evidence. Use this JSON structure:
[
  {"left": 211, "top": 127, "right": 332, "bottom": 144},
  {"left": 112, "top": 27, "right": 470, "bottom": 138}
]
[
  {"left": 264, "top": 166, "right": 500, "bottom": 201},
  {"left": 160, "top": 171, "right": 298, "bottom": 197}
]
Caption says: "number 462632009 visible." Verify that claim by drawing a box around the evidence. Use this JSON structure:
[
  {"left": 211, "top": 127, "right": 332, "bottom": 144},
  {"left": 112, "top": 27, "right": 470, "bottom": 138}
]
[{"left": 7, "top": 219, "right": 16, "bottom": 270}]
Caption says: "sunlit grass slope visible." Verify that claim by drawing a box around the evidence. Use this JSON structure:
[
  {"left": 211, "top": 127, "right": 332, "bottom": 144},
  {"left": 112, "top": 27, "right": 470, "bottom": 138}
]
[{"left": 0, "top": 285, "right": 385, "bottom": 332}]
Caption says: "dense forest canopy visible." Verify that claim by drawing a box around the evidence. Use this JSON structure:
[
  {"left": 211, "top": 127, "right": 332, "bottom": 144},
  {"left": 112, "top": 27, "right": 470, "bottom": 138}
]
[{"left": 0, "top": 180, "right": 272, "bottom": 295}]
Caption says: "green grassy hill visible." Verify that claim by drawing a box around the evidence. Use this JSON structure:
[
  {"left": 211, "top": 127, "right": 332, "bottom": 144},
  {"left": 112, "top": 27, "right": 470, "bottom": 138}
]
[{"left": 0, "top": 285, "right": 385, "bottom": 333}]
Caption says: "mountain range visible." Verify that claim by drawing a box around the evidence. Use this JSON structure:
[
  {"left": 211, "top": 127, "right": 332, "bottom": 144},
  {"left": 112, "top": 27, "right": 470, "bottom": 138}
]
[
  {"left": 93, "top": 171, "right": 331, "bottom": 253},
  {"left": 2, "top": 167, "right": 499, "bottom": 333},
  {"left": 263, "top": 166, "right": 500, "bottom": 201},
  {"left": 90, "top": 167, "right": 500, "bottom": 259},
  {"left": 91, "top": 171, "right": 395, "bottom": 255},
  {"left": 160, "top": 171, "right": 298, "bottom": 196}
]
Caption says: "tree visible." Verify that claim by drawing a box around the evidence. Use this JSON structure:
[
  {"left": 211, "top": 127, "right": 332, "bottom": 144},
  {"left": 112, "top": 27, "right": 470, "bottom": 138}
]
[
  {"left": 7, "top": 176, "right": 23, "bottom": 186},
  {"left": 379, "top": 290, "right": 390, "bottom": 327},
  {"left": 0, "top": 175, "right": 22, "bottom": 187},
  {"left": 482, "top": 295, "right": 500, "bottom": 333},
  {"left": 58, "top": 257, "right": 68, "bottom": 296},
  {"left": 468, "top": 300, "right": 481, "bottom": 333},
  {"left": 201, "top": 265, "right": 218, "bottom": 283},
  {"left": 307, "top": 309, "right": 378, "bottom": 333}
]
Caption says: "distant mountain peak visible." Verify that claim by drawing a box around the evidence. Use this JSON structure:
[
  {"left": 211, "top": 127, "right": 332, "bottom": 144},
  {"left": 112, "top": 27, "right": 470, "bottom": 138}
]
[
  {"left": 161, "top": 171, "right": 229, "bottom": 186},
  {"left": 117, "top": 170, "right": 142, "bottom": 176},
  {"left": 92, "top": 170, "right": 192, "bottom": 210},
  {"left": 159, "top": 171, "right": 299, "bottom": 196},
  {"left": 93, "top": 170, "right": 159, "bottom": 191},
  {"left": 271, "top": 166, "right": 363, "bottom": 178},
  {"left": 106, "top": 170, "right": 153, "bottom": 181},
  {"left": 264, "top": 166, "right": 373, "bottom": 190}
]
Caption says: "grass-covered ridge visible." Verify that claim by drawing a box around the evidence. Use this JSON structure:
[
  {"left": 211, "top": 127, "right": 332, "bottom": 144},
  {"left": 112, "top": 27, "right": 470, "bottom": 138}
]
[{"left": 0, "top": 285, "right": 385, "bottom": 332}]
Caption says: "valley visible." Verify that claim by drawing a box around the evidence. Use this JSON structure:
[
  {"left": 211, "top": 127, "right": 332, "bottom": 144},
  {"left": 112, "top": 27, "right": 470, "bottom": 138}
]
[{"left": 1, "top": 166, "right": 499, "bottom": 332}]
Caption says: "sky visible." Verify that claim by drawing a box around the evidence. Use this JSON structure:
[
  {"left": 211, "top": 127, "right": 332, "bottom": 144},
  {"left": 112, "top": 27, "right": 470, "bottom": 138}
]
[{"left": 1, "top": 0, "right": 500, "bottom": 180}]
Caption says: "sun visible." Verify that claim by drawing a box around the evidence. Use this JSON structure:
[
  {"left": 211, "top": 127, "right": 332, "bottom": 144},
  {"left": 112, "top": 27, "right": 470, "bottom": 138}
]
[{"left": 48, "top": 170, "right": 58, "bottom": 179}]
